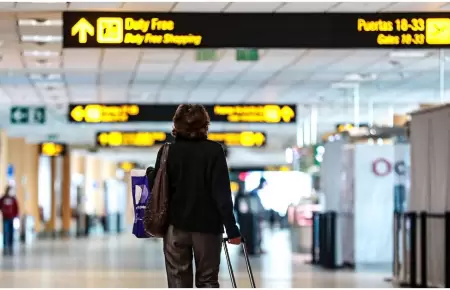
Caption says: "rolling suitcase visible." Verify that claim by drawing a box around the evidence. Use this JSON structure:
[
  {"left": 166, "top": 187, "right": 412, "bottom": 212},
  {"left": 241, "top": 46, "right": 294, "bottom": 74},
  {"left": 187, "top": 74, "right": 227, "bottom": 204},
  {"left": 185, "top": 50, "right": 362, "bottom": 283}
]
[{"left": 222, "top": 238, "right": 256, "bottom": 288}]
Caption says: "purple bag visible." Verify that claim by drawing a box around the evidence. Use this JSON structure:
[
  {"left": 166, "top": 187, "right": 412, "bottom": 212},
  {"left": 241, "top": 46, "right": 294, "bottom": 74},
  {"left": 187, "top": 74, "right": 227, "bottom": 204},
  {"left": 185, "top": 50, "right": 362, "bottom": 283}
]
[{"left": 131, "top": 169, "right": 152, "bottom": 238}]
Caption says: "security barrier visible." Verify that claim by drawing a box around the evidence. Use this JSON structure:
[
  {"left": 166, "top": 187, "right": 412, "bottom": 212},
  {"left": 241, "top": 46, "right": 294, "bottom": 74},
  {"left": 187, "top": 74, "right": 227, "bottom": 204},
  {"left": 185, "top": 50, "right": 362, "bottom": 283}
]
[{"left": 392, "top": 211, "right": 450, "bottom": 288}]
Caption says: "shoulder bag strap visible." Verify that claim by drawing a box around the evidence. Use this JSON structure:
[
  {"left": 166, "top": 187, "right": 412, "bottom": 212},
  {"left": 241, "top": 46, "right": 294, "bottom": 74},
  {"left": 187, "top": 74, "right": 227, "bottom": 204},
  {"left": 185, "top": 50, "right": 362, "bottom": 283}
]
[{"left": 159, "top": 143, "right": 170, "bottom": 169}]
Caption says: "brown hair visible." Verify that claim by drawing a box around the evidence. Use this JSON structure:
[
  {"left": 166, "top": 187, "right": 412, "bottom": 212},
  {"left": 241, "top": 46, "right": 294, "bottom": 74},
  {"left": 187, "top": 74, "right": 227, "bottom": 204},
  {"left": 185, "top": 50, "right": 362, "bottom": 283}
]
[{"left": 172, "top": 104, "right": 210, "bottom": 139}]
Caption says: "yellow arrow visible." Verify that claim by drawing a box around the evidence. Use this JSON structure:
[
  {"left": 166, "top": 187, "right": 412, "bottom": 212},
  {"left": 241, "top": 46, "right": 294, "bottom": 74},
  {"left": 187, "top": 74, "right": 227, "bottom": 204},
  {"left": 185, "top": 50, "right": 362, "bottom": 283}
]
[
  {"left": 280, "top": 106, "right": 295, "bottom": 122},
  {"left": 240, "top": 132, "right": 255, "bottom": 147},
  {"left": 70, "top": 106, "right": 85, "bottom": 122},
  {"left": 71, "top": 18, "right": 95, "bottom": 44},
  {"left": 254, "top": 132, "right": 265, "bottom": 147}
]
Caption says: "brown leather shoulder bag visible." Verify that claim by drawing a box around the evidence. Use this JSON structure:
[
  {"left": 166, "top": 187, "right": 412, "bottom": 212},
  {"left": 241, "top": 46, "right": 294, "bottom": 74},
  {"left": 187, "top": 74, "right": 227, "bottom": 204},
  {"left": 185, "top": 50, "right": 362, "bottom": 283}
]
[{"left": 143, "top": 143, "right": 170, "bottom": 238}]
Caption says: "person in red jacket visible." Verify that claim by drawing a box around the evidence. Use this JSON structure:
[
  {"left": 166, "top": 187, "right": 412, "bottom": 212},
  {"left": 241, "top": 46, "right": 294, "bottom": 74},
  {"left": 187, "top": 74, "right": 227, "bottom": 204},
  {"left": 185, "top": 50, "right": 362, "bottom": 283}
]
[{"left": 0, "top": 186, "right": 19, "bottom": 255}]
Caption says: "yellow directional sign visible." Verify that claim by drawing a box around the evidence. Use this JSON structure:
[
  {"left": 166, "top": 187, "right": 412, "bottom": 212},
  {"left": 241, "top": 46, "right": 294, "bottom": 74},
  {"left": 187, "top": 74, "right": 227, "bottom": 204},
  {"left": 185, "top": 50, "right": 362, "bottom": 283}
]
[
  {"left": 213, "top": 105, "right": 296, "bottom": 123},
  {"left": 71, "top": 18, "right": 95, "bottom": 44},
  {"left": 97, "top": 131, "right": 167, "bottom": 147},
  {"left": 208, "top": 132, "right": 267, "bottom": 147},
  {"left": 426, "top": 18, "right": 450, "bottom": 45},
  {"left": 69, "top": 104, "right": 140, "bottom": 123},
  {"left": 40, "top": 142, "right": 66, "bottom": 157},
  {"left": 96, "top": 131, "right": 267, "bottom": 148}
]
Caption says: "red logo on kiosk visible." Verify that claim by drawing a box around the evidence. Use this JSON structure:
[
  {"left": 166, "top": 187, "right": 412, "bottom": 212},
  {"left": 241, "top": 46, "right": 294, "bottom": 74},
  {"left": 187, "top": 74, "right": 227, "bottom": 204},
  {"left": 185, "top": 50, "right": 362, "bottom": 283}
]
[{"left": 372, "top": 158, "right": 392, "bottom": 176}]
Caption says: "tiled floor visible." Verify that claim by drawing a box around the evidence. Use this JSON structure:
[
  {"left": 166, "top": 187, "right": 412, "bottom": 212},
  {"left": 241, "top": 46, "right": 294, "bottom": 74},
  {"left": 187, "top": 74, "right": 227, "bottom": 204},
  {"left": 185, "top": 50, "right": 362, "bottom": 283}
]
[{"left": 0, "top": 229, "right": 392, "bottom": 288}]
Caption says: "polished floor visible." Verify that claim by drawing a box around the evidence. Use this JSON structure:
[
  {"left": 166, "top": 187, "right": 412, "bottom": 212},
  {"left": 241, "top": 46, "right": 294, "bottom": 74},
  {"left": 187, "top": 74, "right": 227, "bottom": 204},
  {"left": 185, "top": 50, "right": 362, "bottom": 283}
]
[{"left": 0, "top": 229, "right": 392, "bottom": 288}]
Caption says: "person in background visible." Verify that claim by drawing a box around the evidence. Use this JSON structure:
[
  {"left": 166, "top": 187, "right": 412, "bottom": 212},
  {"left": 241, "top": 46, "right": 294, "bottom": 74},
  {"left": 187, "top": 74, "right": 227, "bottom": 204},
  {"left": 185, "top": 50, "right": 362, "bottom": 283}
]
[
  {"left": 153, "top": 104, "right": 241, "bottom": 288},
  {"left": 0, "top": 186, "right": 19, "bottom": 255},
  {"left": 249, "top": 177, "right": 267, "bottom": 254}
]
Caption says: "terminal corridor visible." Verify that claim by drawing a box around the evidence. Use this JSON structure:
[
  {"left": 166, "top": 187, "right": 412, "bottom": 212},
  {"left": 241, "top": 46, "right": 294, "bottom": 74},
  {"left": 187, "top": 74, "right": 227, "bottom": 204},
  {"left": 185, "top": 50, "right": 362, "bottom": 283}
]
[{"left": 0, "top": 230, "right": 390, "bottom": 288}]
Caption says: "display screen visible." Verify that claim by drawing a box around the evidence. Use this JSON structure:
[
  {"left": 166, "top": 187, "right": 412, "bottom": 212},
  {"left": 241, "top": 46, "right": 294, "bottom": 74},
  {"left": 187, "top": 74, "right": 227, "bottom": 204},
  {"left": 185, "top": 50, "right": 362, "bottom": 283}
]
[
  {"left": 63, "top": 12, "right": 450, "bottom": 49},
  {"left": 39, "top": 142, "right": 67, "bottom": 157},
  {"left": 96, "top": 131, "right": 267, "bottom": 148},
  {"left": 69, "top": 104, "right": 296, "bottom": 124}
]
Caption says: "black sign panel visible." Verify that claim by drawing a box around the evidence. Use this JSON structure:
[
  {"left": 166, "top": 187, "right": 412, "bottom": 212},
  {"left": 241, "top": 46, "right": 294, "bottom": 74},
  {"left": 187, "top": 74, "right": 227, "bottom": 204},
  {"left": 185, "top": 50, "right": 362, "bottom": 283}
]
[
  {"left": 69, "top": 104, "right": 296, "bottom": 124},
  {"left": 63, "top": 12, "right": 450, "bottom": 48},
  {"left": 96, "top": 131, "right": 267, "bottom": 148},
  {"left": 40, "top": 142, "right": 67, "bottom": 157}
]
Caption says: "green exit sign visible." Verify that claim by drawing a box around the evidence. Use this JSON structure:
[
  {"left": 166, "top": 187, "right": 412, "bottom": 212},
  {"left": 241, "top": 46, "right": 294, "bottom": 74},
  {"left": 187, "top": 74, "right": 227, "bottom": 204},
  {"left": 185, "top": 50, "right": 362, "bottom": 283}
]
[
  {"left": 196, "top": 49, "right": 218, "bottom": 61},
  {"left": 10, "top": 106, "right": 46, "bottom": 125},
  {"left": 236, "top": 49, "right": 259, "bottom": 61}
]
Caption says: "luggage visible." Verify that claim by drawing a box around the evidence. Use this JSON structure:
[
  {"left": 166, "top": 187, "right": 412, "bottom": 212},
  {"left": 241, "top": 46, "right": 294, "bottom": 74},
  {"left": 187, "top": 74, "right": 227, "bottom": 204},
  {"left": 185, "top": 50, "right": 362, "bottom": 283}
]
[
  {"left": 130, "top": 169, "right": 152, "bottom": 238},
  {"left": 222, "top": 237, "right": 256, "bottom": 288}
]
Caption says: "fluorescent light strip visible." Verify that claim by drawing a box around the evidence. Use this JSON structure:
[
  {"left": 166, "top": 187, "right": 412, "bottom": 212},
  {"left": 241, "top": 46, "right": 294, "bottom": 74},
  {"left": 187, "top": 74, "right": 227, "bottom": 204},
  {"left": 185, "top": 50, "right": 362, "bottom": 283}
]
[
  {"left": 18, "top": 19, "right": 63, "bottom": 26},
  {"left": 30, "top": 73, "right": 62, "bottom": 81},
  {"left": 23, "top": 50, "right": 60, "bottom": 57},
  {"left": 389, "top": 51, "right": 429, "bottom": 58},
  {"left": 21, "top": 35, "right": 62, "bottom": 43}
]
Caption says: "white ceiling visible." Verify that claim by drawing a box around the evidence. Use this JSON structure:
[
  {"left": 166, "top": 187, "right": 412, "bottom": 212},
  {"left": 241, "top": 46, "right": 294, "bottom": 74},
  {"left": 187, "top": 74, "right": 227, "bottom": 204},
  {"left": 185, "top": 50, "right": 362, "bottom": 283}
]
[{"left": 1, "top": 2, "right": 450, "bottom": 165}]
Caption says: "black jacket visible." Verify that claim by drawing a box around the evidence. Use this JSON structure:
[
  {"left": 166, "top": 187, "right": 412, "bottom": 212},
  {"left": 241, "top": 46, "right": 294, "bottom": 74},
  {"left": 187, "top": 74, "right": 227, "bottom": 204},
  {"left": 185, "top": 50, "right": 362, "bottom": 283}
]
[{"left": 153, "top": 136, "right": 240, "bottom": 239}]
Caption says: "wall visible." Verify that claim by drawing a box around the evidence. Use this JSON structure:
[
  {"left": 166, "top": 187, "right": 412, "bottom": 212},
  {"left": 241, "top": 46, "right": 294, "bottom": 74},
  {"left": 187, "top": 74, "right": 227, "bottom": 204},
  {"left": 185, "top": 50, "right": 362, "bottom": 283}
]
[{"left": 354, "top": 144, "right": 394, "bottom": 264}]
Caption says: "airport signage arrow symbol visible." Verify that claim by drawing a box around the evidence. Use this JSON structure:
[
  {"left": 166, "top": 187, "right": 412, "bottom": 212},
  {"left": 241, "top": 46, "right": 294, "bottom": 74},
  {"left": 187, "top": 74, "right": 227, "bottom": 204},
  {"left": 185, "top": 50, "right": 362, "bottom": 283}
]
[
  {"left": 10, "top": 107, "right": 29, "bottom": 124},
  {"left": 71, "top": 18, "right": 95, "bottom": 44},
  {"left": 280, "top": 106, "right": 295, "bottom": 123}
]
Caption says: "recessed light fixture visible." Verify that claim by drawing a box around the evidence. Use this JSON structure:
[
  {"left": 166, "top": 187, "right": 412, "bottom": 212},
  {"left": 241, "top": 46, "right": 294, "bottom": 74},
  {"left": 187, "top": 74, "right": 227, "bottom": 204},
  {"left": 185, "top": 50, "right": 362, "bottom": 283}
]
[
  {"left": 344, "top": 73, "right": 377, "bottom": 82},
  {"left": 331, "top": 82, "right": 359, "bottom": 89},
  {"left": 389, "top": 51, "right": 429, "bottom": 58},
  {"left": 29, "top": 73, "right": 62, "bottom": 81},
  {"left": 21, "top": 35, "right": 62, "bottom": 43},
  {"left": 23, "top": 50, "right": 60, "bottom": 58},
  {"left": 18, "top": 19, "right": 63, "bottom": 27}
]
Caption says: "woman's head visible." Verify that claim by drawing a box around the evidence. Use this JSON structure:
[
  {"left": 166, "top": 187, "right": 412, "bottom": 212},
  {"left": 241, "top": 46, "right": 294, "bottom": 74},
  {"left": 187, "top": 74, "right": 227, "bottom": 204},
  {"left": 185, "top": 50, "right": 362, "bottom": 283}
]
[{"left": 172, "top": 104, "right": 210, "bottom": 139}]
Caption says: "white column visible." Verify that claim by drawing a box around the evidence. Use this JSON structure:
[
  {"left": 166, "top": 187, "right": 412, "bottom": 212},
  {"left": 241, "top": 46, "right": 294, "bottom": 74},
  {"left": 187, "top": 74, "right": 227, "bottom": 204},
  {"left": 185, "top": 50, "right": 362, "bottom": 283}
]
[
  {"left": 310, "top": 106, "right": 318, "bottom": 145},
  {"left": 296, "top": 120, "right": 304, "bottom": 147},
  {"left": 353, "top": 85, "right": 360, "bottom": 127},
  {"left": 439, "top": 49, "right": 445, "bottom": 103},
  {"left": 368, "top": 99, "right": 374, "bottom": 127},
  {"left": 388, "top": 106, "right": 394, "bottom": 127}
]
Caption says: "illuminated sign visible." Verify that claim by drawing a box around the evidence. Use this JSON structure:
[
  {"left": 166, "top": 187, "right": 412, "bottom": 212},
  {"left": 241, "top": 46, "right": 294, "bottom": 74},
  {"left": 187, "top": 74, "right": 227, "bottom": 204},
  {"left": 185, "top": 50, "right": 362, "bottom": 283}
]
[
  {"left": 96, "top": 131, "right": 267, "bottom": 148},
  {"left": 69, "top": 104, "right": 296, "bottom": 124},
  {"left": 97, "top": 131, "right": 168, "bottom": 147},
  {"left": 64, "top": 12, "right": 450, "bottom": 49},
  {"left": 40, "top": 142, "right": 67, "bottom": 157},
  {"left": 119, "top": 162, "right": 136, "bottom": 172},
  {"left": 335, "top": 123, "right": 369, "bottom": 133}
]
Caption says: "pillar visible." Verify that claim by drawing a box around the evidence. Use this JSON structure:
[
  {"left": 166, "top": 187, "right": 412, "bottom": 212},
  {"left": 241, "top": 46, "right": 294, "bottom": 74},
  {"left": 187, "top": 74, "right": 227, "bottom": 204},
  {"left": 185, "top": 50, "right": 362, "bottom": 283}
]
[
  {"left": 61, "top": 148, "right": 71, "bottom": 235},
  {"left": 23, "top": 144, "right": 40, "bottom": 232},
  {"left": 46, "top": 156, "right": 57, "bottom": 234},
  {"left": 0, "top": 130, "right": 7, "bottom": 235},
  {"left": 84, "top": 156, "right": 102, "bottom": 216},
  {"left": 0, "top": 130, "right": 8, "bottom": 193},
  {"left": 7, "top": 137, "right": 26, "bottom": 215}
]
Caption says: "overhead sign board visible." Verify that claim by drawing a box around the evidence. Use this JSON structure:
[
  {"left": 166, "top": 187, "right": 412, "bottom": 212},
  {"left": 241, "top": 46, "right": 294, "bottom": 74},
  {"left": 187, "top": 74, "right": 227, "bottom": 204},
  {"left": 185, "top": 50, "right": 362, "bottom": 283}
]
[
  {"left": 63, "top": 12, "right": 450, "bottom": 49},
  {"left": 96, "top": 131, "right": 267, "bottom": 148},
  {"left": 40, "top": 142, "right": 67, "bottom": 157},
  {"left": 69, "top": 104, "right": 296, "bottom": 124},
  {"left": 10, "top": 106, "right": 46, "bottom": 125}
]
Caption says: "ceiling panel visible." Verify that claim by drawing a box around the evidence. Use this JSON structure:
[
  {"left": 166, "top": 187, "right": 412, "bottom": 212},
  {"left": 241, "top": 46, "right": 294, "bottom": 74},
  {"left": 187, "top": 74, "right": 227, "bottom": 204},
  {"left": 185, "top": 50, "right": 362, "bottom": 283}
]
[
  {"left": 225, "top": 2, "right": 284, "bottom": 12},
  {"left": 173, "top": 2, "right": 229, "bottom": 12},
  {"left": 0, "top": 4, "right": 446, "bottom": 156},
  {"left": 329, "top": 2, "right": 394, "bottom": 12}
]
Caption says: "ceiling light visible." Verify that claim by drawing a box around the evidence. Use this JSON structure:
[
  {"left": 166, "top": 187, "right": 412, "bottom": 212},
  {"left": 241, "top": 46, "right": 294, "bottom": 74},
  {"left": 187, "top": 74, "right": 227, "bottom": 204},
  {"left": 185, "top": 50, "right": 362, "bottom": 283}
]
[
  {"left": 18, "top": 19, "right": 63, "bottom": 26},
  {"left": 21, "top": 35, "right": 62, "bottom": 43},
  {"left": 23, "top": 50, "right": 60, "bottom": 57},
  {"left": 331, "top": 82, "right": 359, "bottom": 89},
  {"left": 344, "top": 73, "right": 377, "bottom": 82},
  {"left": 389, "top": 51, "right": 429, "bottom": 58},
  {"left": 30, "top": 73, "right": 61, "bottom": 81}
]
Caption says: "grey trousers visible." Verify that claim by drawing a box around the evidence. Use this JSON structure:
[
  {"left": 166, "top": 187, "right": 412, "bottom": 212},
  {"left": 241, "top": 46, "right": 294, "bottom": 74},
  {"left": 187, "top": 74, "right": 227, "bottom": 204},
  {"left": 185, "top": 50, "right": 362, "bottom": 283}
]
[{"left": 163, "top": 225, "right": 222, "bottom": 288}]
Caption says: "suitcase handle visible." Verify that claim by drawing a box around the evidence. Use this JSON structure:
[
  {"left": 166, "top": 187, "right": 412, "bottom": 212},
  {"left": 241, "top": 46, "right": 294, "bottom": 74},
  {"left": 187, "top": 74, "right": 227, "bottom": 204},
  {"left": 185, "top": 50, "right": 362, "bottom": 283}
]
[{"left": 222, "top": 237, "right": 256, "bottom": 288}]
